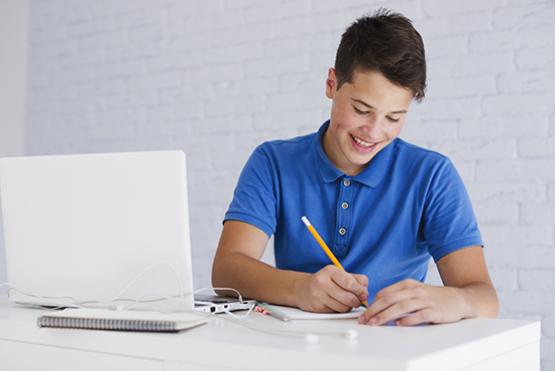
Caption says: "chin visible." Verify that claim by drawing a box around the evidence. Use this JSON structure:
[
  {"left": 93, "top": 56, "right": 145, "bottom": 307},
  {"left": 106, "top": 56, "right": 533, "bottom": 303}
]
[
  {"left": 347, "top": 153, "right": 374, "bottom": 166},
  {"left": 355, "top": 154, "right": 375, "bottom": 164}
]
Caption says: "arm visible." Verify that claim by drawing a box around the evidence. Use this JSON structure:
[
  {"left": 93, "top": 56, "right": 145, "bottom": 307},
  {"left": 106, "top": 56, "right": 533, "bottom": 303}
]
[
  {"left": 212, "top": 220, "right": 305, "bottom": 306},
  {"left": 435, "top": 244, "right": 498, "bottom": 318},
  {"left": 212, "top": 220, "right": 368, "bottom": 312},
  {"left": 358, "top": 245, "right": 498, "bottom": 326}
]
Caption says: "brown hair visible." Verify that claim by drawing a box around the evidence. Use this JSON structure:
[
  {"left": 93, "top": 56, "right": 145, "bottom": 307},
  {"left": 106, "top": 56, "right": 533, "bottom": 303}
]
[{"left": 334, "top": 8, "right": 427, "bottom": 101}]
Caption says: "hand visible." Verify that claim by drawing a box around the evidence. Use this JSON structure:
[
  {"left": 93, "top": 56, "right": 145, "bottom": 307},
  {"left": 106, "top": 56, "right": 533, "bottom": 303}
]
[
  {"left": 294, "top": 265, "right": 368, "bottom": 313},
  {"left": 358, "top": 279, "right": 471, "bottom": 326}
]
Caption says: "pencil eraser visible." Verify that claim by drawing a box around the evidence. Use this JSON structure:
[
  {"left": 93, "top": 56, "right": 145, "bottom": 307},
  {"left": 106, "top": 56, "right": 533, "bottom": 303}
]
[
  {"left": 344, "top": 329, "right": 358, "bottom": 340},
  {"left": 301, "top": 216, "right": 310, "bottom": 226},
  {"left": 304, "top": 333, "right": 319, "bottom": 344}
]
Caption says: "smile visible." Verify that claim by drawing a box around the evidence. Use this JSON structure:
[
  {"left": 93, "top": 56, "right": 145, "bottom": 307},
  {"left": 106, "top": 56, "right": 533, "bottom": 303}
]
[{"left": 350, "top": 134, "right": 379, "bottom": 153}]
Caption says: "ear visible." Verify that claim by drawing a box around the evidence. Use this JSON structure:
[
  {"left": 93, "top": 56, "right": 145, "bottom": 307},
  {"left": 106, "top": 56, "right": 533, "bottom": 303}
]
[{"left": 325, "top": 68, "right": 337, "bottom": 99}]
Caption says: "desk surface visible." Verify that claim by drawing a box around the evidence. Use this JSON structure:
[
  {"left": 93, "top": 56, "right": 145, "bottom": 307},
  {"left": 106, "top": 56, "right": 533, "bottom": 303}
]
[{"left": 0, "top": 300, "right": 541, "bottom": 371}]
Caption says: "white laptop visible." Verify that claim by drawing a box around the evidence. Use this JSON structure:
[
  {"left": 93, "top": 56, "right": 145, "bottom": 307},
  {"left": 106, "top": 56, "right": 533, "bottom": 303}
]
[{"left": 0, "top": 151, "right": 252, "bottom": 314}]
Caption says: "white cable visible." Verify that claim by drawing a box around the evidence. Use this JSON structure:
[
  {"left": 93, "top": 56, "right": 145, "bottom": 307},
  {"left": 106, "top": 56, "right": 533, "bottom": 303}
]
[
  {"left": 108, "top": 261, "right": 185, "bottom": 304},
  {"left": 213, "top": 312, "right": 347, "bottom": 341},
  {"left": 0, "top": 261, "right": 244, "bottom": 312},
  {"left": 116, "top": 287, "right": 245, "bottom": 311},
  {"left": 222, "top": 302, "right": 256, "bottom": 320},
  {"left": 2, "top": 281, "right": 358, "bottom": 341},
  {"left": 5, "top": 286, "right": 81, "bottom": 307},
  {"left": 1, "top": 265, "right": 358, "bottom": 342}
]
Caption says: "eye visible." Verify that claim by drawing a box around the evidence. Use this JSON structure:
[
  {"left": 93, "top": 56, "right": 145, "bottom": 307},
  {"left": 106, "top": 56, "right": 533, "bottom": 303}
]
[
  {"left": 353, "top": 106, "right": 369, "bottom": 115},
  {"left": 386, "top": 116, "right": 400, "bottom": 123}
]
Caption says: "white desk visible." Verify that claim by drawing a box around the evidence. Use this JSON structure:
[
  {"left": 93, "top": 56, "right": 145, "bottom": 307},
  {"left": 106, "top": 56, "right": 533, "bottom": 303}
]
[{"left": 0, "top": 300, "right": 540, "bottom": 371}]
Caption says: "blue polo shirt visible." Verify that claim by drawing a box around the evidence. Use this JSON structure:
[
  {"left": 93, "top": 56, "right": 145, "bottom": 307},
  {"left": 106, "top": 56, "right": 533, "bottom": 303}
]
[{"left": 224, "top": 121, "right": 482, "bottom": 301}]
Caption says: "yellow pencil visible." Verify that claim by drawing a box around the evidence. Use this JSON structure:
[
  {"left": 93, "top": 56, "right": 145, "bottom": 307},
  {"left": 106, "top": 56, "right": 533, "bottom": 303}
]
[{"left": 301, "top": 216, "right": 369, "bottom": 308}]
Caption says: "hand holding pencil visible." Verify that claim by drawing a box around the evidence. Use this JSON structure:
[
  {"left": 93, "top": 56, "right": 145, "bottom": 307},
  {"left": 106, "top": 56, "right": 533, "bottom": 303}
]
[{"left": 295, "top": 216, "right": 369, "bottom": 312}]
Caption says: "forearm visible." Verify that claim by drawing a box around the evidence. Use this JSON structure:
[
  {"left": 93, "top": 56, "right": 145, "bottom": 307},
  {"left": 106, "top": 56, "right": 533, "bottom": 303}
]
[
  {"left": 455, "top": 281, "right": 499, "bottom": 318},
  {"left": 212, "top": 252, "right": 308, "bottom": 307}
]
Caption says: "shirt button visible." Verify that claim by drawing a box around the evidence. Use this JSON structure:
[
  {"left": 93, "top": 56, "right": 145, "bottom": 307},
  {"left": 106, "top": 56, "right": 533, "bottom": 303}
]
[
  {"left": 341, "top": 202, "right": 349, "bottom": 209},
  {"left": 343, "top": 179, "right": 351, "bottom": 187},
  {"left": 339, "top": 227, "right": 346, "bottom": 236}
]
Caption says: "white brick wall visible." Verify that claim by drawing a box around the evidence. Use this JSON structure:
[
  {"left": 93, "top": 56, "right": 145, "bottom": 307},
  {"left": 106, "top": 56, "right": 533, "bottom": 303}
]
[{"left": 24, "top": 0, "right": 555, "bottom": 368}]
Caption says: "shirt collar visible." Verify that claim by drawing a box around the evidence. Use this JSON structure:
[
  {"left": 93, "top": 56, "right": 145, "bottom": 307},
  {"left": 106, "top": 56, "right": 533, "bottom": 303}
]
[{"left": 313, "top": 120, "right": 397, "bottom": 188}]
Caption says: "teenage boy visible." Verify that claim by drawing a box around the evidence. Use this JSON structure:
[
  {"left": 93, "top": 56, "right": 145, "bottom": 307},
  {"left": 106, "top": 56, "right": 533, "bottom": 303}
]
[{"left": 212, "top": 9, "right": 498, "bottom": 326}]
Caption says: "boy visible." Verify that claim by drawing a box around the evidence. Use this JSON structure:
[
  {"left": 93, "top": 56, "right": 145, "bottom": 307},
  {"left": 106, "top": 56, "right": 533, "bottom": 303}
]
[{"left": 212, "top": 9, "right": 498, "bottom": 326}]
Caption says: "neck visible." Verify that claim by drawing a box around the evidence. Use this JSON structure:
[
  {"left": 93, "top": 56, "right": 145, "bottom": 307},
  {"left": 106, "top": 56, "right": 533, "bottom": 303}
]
[{"left": 322, "top": 128, "right": 363, "bottom": 176}]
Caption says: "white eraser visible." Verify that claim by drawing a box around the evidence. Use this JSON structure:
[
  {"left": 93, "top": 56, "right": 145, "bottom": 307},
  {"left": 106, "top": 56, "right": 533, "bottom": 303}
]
[
  {"left": 304, "top": 333, "right": 320, "bottom": 344},
  {"left": 301, "top": 216, "right": 311, "bottom": 227},
  {"left": 344, "top": 329, "right": 358, "bottom": 340}
]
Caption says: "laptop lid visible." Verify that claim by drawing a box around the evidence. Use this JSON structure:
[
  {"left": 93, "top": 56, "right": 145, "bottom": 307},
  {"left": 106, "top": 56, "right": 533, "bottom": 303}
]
[{"left": 0, "top": 151, "right": 194, "bottom": 310}]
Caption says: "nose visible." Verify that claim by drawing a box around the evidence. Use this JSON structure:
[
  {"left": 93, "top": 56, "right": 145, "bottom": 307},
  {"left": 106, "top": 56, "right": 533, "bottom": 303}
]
[{"left": 359, "top": 115, "right": 382, "bottom": 138}]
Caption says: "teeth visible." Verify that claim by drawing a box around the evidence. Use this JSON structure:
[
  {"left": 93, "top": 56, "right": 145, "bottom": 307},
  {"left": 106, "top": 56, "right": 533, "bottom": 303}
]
[{"left": 351, "top": 134, "right": 373, "bottom": 148}]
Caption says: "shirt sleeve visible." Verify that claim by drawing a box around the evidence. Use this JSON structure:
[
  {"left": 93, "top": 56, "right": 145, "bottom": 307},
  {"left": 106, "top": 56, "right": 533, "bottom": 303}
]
[
  {"left": 223, "top": 144, "right": 278, "bottom": 237},
  {"left": 422, "top": 157, "right": 483, "bottom": 262}
]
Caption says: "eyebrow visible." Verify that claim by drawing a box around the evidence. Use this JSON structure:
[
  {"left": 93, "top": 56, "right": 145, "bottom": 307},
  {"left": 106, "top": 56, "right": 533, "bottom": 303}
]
[{"left": 351, "top": 98, "right": 407, "bottom": 115}]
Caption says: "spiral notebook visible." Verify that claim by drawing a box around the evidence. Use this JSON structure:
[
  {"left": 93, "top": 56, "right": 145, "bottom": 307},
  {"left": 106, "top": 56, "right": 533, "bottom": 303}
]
[{"left": 37, "top": 308, "right": 208, "bottom": 333}]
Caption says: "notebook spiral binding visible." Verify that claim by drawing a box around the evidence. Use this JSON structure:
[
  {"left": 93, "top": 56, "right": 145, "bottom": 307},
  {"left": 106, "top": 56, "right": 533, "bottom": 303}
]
[{"left": 37, "top": 316, "right": 179, "bottom": 332}]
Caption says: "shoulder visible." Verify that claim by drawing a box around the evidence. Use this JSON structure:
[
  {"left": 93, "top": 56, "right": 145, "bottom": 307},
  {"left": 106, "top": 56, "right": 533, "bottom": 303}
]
[
  {"left": 391, "top": 138, "right": 463, "bottom": 192},
  {"left": 394, "top": 138, "right": 453, "bottom": 172},
  {"left": 395, "top": 138, "right": 448, "bottom": 163}
]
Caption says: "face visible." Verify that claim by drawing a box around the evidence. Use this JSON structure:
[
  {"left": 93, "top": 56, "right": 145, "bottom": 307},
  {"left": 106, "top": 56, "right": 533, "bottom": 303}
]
[{"left": 323, "top": 68, "right": 413, "bottom": 176}]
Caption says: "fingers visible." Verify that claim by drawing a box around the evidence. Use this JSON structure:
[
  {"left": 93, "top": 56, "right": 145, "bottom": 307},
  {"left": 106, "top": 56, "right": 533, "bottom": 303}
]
[
  {"left": 358, "top": 279, "right": 428, "bottom": 326},
  {"left": 326, "top": 281, "right": 364, "bottom": 310},
  {"left": 376, "top": 278, "right": 420, "bottom": 299},
  {"left": 322, "top": 294, "right": 353, "bottom": 313},
  {"left": 395, "top": 309, "right": 434, "bottom": 326},
  {"left": 359, "top": 299, "right": 425, "bottom": 326},
  {"left": 308, "top": 266, "right": 368, "bottom": 311},
  {"left": 355, "top": 279, "right": 461, "bottom": 327},
  {"left": 328, "top": 267, "right": 368, "bottom": 301},
  {"left": 359, "top": 290, "right": 414, "bottom": 323}
]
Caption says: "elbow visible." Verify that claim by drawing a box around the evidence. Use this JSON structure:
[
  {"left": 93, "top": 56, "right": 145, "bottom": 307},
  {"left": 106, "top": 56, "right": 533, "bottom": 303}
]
[
  {"left": 211, "top": 252, "right": 243, "bottom": 298},
  {"left": 211, "top": 256, "right": 225, "bottom": 289},
  {"left": 488, "top": 287, "right": 500, "bottom": 318},
  {"left": 211, "top": 251, "right": 235, "bottom": 289},
  {"left": 480, "top": 283, "right": 499, "bottom": 318},
  {"left": 461, "top": 281, "right": 499, "bottom": 319}
]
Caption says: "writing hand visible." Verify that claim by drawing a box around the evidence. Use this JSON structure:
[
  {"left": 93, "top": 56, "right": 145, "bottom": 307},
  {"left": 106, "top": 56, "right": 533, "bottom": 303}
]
[{"left": 294, "top": 265, "right": 368, "bottom": 313}]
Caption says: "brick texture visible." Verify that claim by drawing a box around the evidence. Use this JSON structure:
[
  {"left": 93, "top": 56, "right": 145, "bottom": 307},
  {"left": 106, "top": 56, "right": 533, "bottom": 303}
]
[{"left": 24, "top": 1, "right": 555, "bottom": 367}]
